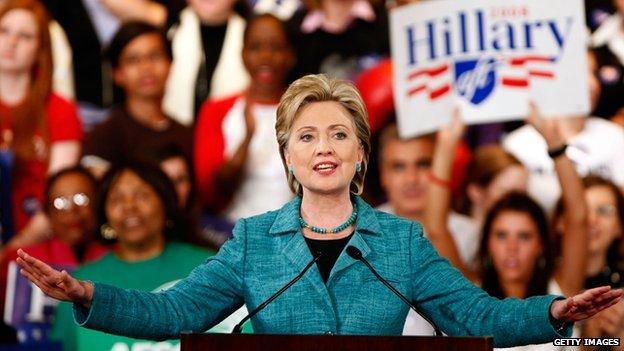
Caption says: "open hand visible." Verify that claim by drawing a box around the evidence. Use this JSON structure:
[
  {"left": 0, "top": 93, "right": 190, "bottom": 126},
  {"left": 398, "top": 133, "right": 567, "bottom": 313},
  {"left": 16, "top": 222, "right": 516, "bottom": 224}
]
[
  {"left": 15, "top": 249, "right": 94, "bottom": 308},
  {"left": 526, "top": 102, "right": 565, "bottom": 149},
  {"left": 551, "top": 286, "right": 623, "bottom": 323},
  {"left": 436, "top": 108, "right": 466, "bottom": 149}
]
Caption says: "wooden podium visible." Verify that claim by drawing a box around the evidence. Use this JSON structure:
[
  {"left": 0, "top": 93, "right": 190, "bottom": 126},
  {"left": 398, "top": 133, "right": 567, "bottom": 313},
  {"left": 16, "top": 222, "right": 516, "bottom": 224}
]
[{"left": 180, "top": 333, "right": 493, "bottom": 351}]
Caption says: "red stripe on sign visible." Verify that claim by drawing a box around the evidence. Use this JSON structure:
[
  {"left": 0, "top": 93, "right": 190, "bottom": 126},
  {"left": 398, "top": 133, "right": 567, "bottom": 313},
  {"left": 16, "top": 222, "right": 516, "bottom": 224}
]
[
  {"left": 502, "top": 78, "right": 529, "bottom": 87},
  {"left": 509, "top": 56, "right": 553, "bottom": 66},
  {"left": 407, "top": 64, "right": 449, "bottom": 80},
  {"left": 430, "top": 85, "right": 451, "bottom": 99},
  {"left": 528, "top": 70, "right": 555, "bottom": 78},
  {"left": 407, "top": 85, "right": 427, "bottom": 96}
]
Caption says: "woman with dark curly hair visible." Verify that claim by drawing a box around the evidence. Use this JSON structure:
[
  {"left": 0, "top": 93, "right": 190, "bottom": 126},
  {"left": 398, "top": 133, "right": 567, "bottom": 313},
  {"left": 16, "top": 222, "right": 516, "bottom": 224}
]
[{"left": 50, "top": 162, "right": 215, "bottom": 351}]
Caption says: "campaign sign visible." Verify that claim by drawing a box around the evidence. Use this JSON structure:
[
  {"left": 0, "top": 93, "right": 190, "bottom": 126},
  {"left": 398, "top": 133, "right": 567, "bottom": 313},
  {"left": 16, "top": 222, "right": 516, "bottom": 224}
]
[
  {"left": 4, "top": 262, "right": 73, "bottom": 343},
  {"left": 390, "top": 0, "right": 589, "bottom": 137}
]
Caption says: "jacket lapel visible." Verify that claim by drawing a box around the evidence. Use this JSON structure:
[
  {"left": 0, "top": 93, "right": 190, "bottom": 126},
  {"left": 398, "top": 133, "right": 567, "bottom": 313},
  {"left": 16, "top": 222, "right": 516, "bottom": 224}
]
[
  {"left": 270, "top": 197, "right": 334, "bottom": 310},
  {"left": 327, "top": 232, "right": 371, "bottom": 284},
  {"left": 327, "top": 196, "right": 382, "bottom": 283}
]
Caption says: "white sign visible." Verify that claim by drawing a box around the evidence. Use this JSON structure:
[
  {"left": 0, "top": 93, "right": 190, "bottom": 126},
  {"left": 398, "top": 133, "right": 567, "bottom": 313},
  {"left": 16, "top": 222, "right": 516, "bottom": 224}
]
[{"left": 390, "top": 0, "right": 589, "bottom": 137}]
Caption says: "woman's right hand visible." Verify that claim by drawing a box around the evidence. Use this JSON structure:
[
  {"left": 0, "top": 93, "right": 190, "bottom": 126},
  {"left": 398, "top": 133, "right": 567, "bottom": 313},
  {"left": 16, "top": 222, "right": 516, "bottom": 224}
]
[{"left": 15, "top": 249, "right": 94, "bottom": 308}]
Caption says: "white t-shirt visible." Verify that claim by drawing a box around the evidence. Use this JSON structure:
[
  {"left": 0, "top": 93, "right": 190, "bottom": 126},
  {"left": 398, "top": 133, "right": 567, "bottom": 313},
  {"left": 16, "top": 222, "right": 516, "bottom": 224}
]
[
  {"left": 222, "top": 98, "right": 293, "bottom": 221},
  {"left": 503, "top": 118, "right": 624, "bottom": 213},
  {"left": 591, "top": 13, "right": 624, "bottom": 65}
]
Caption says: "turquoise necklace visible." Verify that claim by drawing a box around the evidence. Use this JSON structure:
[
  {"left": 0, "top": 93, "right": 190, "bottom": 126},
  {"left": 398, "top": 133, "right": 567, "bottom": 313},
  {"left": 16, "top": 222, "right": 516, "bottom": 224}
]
[{"left": 299, "top": 203, "right": 358, "bottom": 234}]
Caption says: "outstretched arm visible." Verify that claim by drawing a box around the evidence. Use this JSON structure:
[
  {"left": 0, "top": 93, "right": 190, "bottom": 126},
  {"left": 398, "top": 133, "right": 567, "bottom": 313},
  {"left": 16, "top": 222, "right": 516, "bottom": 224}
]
[
  {"left": 410, "top": 222, "right": 621, "bottom": 347},
  {"left": 17, "top": 220, "right": 249, "bottom": 340}
]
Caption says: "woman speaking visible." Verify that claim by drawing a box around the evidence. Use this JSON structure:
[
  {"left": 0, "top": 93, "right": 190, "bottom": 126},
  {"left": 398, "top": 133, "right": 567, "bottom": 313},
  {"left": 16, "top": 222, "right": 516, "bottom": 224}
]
[{"left": 16, "top": 74, "right": 622, "bottom": 348}]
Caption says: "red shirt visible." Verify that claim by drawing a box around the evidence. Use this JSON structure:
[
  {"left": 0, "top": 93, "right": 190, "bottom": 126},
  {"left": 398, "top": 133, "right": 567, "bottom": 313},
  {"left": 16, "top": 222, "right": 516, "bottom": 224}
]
[
  {"left": 0, "top": 93, "right": 83, "bottom": 232},
  {"left": 194, "top": 94, "right": 241, "bottom": 208}
]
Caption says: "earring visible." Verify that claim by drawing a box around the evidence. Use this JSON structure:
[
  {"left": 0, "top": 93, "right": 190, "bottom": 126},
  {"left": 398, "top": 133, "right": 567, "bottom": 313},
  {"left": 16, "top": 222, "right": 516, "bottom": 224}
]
[
  {"left": 355, "top": 163, "right": 362, "bottom": 172},
  {"left": 288, "top": 167, "right": 294, "bottom": 174},
  {"left": 100, "top": 223, "right": 117, "bottom": 240}
]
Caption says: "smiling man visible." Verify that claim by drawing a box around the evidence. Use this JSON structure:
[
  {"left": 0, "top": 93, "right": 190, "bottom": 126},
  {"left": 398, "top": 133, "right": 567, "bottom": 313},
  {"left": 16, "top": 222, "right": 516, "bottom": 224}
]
[{"left": 377, "top": 124, "right": 435, "bottom": 222}]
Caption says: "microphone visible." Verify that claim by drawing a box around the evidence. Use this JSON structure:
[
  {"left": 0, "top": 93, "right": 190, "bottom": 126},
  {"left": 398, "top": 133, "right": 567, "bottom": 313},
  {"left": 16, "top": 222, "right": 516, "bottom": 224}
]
[
  {"left": 232, "top": 251, "right": 322, "bottom": 333},
  {"left": 346, "top": 245, "right": 443, "bottom": 336}
]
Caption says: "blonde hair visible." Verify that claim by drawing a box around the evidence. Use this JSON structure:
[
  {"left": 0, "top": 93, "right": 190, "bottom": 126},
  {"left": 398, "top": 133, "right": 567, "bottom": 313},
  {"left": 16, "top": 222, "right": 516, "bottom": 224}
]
[{"left": 275, "top": 74, "right": 371, "bottom": 196}]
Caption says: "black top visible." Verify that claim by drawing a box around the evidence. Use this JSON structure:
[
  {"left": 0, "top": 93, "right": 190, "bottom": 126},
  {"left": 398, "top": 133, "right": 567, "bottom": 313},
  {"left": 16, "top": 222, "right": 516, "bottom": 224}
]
[
  {"left": 585, "top": 265, "right": 624, "bottom": 289},
  {"left": 593, "top": 44, "right": 624, "bottom": 119},
  {"left": 286, "top": 4, "right": 389, "bottom": 81},
  {"left": 43, "top": 0, "right": 180, "bottom": 108},
  {"left": 304, "top": 233, "right": 354, "bottom": 283},
  {"left": 82, "top": 106, "right": 193, "bottom": 164},
  {"left": 194, "top": 24, "right": 228, "bottom": 119}
]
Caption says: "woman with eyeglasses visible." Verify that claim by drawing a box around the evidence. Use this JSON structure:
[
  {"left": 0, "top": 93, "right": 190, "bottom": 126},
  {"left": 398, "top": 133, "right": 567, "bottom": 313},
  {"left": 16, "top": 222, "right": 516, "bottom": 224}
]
[
  {"left": 0, "top": 166, "right": 107, "bottom": 342},
  {"left": 49, "top": 161, "right": 217, "bottom": 351}
]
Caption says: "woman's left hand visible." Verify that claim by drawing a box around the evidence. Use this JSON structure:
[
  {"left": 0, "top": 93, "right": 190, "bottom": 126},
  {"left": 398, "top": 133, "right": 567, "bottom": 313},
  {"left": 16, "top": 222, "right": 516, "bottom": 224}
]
[{"left": 551, "top": 286, "right": 623, "bottom": 323}]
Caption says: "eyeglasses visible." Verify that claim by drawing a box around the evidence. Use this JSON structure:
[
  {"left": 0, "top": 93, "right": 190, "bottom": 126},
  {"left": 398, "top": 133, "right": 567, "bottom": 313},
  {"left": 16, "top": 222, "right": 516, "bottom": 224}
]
[{"left": 51, "top": 193, "right": 90, "bottom": 211}]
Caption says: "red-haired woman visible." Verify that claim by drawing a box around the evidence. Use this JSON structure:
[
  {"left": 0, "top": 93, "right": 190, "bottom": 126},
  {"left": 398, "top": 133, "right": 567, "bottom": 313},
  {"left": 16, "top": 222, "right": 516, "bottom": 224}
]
[{"left": 0, "top": 0, "right": 82, "bottom": 249}]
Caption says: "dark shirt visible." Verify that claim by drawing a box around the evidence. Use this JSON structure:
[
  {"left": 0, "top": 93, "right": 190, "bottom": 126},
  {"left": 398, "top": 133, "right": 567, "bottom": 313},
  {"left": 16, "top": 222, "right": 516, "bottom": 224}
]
[
  {"left": 194, "top": 24, "right": 228, "bottom": 119},
  {"left": 593, "top": 45, "right": 624, "bottom": 119},
  {"left": 286, "top": 4, "right": 389, "bottom": 81},
  {"left": 82, "top": 106, "right": 193, "bottom": 166},
  {"left": 585, "top": 265, "right": 624, "bottom": 289},
  {"left": 304, "top": 233, "right": 354, "bottom": 283},
  {"left": 43, "top": 0, "right": 185, "bottom": 108}
]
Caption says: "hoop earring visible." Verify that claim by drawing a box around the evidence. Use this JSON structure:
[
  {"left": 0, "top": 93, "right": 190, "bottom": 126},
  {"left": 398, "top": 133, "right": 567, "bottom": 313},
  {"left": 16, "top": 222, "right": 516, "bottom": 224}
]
[{"left": 100, "top": 223, "right": 117, "bottom": 240}]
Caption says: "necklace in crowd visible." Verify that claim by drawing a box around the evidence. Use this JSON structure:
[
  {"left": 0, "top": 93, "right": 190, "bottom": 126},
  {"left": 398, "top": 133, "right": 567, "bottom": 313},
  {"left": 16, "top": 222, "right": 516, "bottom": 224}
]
[{"left": 299, "top": 203, "right": 358, "bottom": 234}]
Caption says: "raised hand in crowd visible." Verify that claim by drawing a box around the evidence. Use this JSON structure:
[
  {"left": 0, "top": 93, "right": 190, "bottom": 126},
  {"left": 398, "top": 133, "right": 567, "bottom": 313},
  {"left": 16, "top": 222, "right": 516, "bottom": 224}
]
[
  {"left": 100, "top": 0, "right": 167, "bottom": 27},
  {"left": 244, "top": 99, "right": 257, "bottom": 139},
  {"left": 526, "top": 102, "right": 588, "bottom": 297},
  {"left": 424, "top": 109, "right": 476, "bottom": 280}
]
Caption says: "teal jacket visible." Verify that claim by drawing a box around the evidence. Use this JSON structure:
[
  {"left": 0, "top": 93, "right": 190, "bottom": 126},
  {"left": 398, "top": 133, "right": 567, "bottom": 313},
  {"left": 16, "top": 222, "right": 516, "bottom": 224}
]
[{"left": 74, "top": 196, "right": 570, "bottom": 347}]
